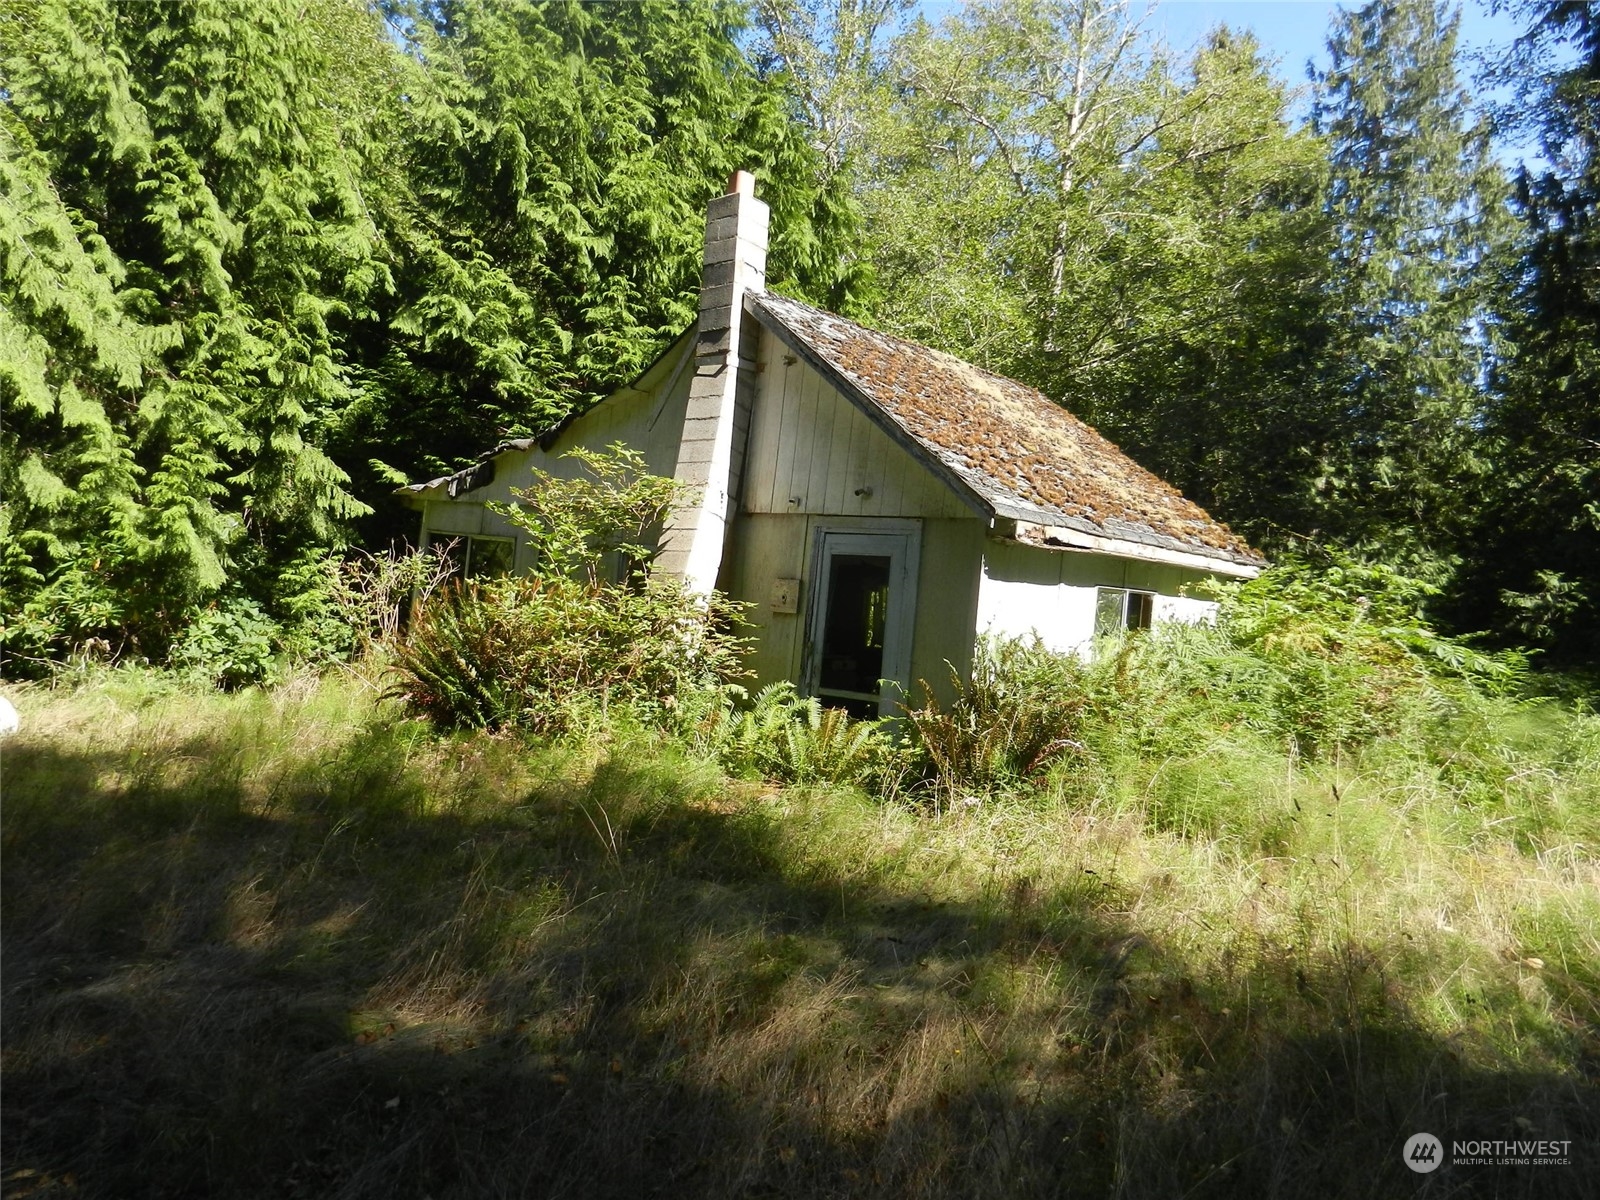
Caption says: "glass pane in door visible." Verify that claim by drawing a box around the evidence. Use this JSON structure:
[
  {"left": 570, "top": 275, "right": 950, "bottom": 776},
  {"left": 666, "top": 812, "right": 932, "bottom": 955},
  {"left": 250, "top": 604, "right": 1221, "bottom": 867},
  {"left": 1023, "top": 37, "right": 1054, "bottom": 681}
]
[{"left": 819, "top": 554, "right": 892, "bottom": 702}]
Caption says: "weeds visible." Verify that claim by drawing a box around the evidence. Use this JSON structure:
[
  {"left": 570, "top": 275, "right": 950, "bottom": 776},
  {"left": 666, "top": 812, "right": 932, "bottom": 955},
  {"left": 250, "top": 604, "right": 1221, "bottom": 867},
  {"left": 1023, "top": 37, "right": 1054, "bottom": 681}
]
[
  {"left": 3, "top": 562, "right": 1595, "bottom": 1197},
  {"left": 3, "top": 670, "right": 1596, "bottom": 1199},
  {"left": 905, "top": 638, "right": 1092, "bottom": 805},
  {"left": 387, "top": 447, "right": 751, "bottom": 734},
  {"left": 388, "top": 575, "right": 749, "bottom": 735}
]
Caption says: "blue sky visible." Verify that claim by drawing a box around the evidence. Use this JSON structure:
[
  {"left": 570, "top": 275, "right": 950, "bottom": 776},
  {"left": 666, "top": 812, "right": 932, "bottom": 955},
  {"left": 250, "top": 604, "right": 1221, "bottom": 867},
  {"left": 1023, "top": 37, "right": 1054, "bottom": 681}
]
[
  {"left": 918, "top": 1, "right": 1542, "bottom": 166},
  {"left": 1148, "top": 0, "right": 1538, "bottom": 163},
  {"left": 1146, "top": 0, "right": 1523, "bottom": 85}
]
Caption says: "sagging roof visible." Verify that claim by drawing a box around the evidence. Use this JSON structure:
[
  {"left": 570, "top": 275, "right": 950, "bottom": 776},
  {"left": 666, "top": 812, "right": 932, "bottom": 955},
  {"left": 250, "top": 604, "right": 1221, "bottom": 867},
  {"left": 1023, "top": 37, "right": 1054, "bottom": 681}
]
[{"left": 749, "top": 292, "right": 1264, "bottom": 571}]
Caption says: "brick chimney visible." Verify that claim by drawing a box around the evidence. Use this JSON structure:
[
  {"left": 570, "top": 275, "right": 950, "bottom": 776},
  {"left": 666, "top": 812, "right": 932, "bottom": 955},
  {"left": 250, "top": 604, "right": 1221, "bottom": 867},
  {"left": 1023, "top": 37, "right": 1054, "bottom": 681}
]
[{"left": 656, "top": 170, "right": 769, "bottom": 593}]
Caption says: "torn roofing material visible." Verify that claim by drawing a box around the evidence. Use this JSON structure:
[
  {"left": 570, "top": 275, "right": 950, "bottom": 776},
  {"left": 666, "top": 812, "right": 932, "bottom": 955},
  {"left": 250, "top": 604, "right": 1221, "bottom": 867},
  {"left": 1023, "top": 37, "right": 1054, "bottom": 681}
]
[
  {"left": 398, "top": 438, "right": 536, "bottom": 499},
  {"left": 749, "top": 292, "right": 1264, "bottom": 571}
]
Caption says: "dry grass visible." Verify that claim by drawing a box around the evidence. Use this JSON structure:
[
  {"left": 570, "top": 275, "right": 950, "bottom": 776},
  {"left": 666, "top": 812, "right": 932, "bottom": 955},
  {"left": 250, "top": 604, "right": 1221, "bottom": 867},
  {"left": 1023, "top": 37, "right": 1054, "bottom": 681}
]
[{"left": 2, "top": 671, "right": 1596, "bottom": 1198}]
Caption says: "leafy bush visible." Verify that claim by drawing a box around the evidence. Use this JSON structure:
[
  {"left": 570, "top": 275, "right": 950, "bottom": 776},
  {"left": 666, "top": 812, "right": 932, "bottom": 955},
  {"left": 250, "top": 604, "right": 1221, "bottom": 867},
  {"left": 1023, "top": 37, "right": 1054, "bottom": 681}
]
[
  {"left": 0, "top": 517, "right": 136, "bottom": 678},
  {"left": 1222, "top": 554, "right": 1526, "bottom": 687},
  {"left": 506, "top": 444, "right": 681, "bottom": 586},
  {"left": 1211, "top": 555, "right": 1528, "bottom": 752},
  {"left": 390, "top": 574, "right": 748, "bottom": 734},
  {"left": 171, "top": 598, "right": 282, "bottom": 690},
  {"left": 318, "top": 546, "right": 458, "bottom": 659},
  {"left": 388, "top": 446, "right": 749, "bottom": 734}
]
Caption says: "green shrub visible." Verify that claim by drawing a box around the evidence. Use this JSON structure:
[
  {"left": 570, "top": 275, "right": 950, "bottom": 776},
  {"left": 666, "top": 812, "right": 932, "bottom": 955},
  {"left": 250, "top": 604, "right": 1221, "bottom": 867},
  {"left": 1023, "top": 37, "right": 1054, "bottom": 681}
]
[
  {"left": 315, "top": 545, "right": 459, "bottom": 659},
  {"left": 902, "top": 556, "right": 1546, "bottom": 803},
  {"left": 388, "top": 446, "right": 749, "bottom": 735},
  {"left": 0, "top": 526, "right": 134, "bottom": 678},
  {"left": 505, "top": 443, "right": 681, "bottom": 587},
  {"left": 905, "top": 637, "right": 1092, "bottom": 803},
  {"left": 692, "top": 682, "right": 911, "bottom": 789},
  {"left": 390, "top": 574, "right": 748, "bottom": 735},
  {"left": 171, "top": 597, "right": 282, "bottom": 689}
]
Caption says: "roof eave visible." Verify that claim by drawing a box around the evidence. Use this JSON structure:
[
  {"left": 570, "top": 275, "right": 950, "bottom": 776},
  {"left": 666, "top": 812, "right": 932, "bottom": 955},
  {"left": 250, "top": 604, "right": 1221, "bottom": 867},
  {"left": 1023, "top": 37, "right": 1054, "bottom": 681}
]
[{"left": 1002, "top": 518, "right": 1265, "bottom": 578}]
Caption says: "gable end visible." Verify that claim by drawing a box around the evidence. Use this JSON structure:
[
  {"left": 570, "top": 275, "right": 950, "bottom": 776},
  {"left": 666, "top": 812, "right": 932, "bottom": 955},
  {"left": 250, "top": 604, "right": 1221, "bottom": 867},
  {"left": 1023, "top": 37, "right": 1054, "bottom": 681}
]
[{"left": 748, "top": 295, "right": 993, "bottom": 522}]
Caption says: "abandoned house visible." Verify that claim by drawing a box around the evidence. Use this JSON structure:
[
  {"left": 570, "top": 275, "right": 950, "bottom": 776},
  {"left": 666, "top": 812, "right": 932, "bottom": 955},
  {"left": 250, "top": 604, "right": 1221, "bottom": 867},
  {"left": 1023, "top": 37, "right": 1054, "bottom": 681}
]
[{"left": 400, "top": 172, "right": 1265, "bottom": 717}]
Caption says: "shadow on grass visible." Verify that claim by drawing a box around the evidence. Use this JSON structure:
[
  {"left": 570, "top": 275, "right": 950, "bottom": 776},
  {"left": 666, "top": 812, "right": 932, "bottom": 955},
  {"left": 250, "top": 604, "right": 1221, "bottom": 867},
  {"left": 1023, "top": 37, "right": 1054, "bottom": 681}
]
[{"left": 3, "top": 736, "right": 1595, "bottom": 1200}]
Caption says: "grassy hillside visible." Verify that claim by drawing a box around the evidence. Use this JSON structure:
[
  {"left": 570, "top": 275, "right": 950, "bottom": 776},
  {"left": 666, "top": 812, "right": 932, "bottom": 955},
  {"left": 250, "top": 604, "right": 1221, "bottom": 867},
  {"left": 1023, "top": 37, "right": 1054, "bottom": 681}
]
[{"left": 3, "top": 669, "right": 1597, "bottom": 1198}]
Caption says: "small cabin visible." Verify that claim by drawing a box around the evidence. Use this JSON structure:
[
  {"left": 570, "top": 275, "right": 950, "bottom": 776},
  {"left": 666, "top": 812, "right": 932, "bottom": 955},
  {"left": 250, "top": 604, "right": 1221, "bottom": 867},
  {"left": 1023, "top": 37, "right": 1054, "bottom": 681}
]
[{"left": 401, "top": 173, "right": 1264, "bottom": 717}]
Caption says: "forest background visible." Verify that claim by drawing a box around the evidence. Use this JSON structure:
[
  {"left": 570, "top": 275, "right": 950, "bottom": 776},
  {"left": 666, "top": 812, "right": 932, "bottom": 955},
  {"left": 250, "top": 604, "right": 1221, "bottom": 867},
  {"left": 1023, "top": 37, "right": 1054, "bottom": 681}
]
[{"left": 2, "top": 0, "right": 1597, "bottom": 679}]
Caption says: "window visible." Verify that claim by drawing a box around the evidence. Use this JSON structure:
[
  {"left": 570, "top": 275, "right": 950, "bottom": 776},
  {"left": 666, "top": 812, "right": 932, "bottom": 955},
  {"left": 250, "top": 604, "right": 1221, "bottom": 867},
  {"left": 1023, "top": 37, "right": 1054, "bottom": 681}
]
[
  {"left": 432, "top": 535, "right": 514, "bottom": 580},
  {"left": 1095, "top": 587, "right": 1155, "bottom": 637},
  {"left": 465, "top": 537, "right": 513, "bottom": 579}
]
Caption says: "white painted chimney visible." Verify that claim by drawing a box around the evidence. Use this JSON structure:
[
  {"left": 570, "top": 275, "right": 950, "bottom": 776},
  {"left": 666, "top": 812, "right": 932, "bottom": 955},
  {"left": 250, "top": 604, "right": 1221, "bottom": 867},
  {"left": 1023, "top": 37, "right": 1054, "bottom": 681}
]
[{"left": 656, "top": 170, "right": 769, "bottom": 593}]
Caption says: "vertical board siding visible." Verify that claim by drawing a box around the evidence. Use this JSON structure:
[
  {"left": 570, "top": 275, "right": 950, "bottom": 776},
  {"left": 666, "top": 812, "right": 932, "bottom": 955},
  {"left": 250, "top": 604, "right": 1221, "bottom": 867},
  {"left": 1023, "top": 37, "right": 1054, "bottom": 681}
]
[
  {"left": 725, "top": 512, "right": 809, "bottom": 691},
  {"left": 771, "top": 354, "right": 804, "bottom": 510},
  {"left": 910, "top": 518, "right": 986, "bottom": 705},
  {"left": 823, "top": 386, "right": 856, "bottom": 515},
  {"left": 794, "top": 358, "right": 826, "bottom": 511},
  {"left": 742, "top": 332, "right": 969, "bottom": 520},
  {"left": 743, "top": 344, "right": 785, "bottom": 512}
]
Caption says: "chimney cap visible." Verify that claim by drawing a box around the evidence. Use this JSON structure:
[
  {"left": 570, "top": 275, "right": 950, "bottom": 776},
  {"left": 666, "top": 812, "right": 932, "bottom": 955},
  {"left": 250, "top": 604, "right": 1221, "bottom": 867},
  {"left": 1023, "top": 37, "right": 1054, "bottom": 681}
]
[{"left": 728, "top": 169, "right": 756, "bottom": 197}]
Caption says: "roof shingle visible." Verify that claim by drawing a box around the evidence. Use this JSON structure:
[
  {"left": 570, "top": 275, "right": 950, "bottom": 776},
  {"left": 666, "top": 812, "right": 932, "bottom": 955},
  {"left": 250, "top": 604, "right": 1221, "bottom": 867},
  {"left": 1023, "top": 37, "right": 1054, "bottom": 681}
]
[{"left": 751, "top": 292, "right": 1263, "bottom": 569}]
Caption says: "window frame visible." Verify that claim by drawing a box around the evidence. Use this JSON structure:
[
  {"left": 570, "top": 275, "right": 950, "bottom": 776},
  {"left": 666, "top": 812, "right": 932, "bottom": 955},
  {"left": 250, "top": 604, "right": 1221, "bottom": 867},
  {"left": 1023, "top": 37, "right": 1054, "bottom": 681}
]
[
  {"left": 428, "top": 533, "right": 515, "bottom": 581},
  {"left": 1094, "top": 586, "right": 1156, "bottom": 637}
]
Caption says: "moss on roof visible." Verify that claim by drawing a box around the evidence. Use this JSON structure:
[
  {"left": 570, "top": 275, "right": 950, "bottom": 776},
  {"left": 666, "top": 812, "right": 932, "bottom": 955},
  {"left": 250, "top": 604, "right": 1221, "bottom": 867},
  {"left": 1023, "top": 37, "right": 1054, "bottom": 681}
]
[{"left": 752, "top": 292, "right": 1263, "bottom": 569}]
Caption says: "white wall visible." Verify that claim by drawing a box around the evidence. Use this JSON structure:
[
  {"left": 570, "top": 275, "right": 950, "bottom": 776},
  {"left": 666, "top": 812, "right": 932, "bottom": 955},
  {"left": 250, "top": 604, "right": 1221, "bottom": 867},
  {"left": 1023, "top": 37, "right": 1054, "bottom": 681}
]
[{"left": 975, "top": 539, "right": 1220, "bottom": 654}]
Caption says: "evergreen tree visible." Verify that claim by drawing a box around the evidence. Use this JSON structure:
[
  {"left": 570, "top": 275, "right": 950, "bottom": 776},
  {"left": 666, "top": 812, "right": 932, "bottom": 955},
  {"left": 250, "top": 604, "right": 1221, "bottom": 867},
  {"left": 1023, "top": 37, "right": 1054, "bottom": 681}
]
[
  {"left": 1310, "top": 0, "right": 1509, "bottom": 568},
  {"left": 1450, "top": 1, "right": 1600, "bottom": 668},
  {"left": 1, "top": 0, "right": 864, "bottom": 671},
  {"left": 1070, "top": 29, "right": 1340, "bottom": 542},
  {"left": 2, "top": 0, "right": 394, "bottom": 664},
  {"left": 340, "top": 0, "right": 869, "bottom": 503}
]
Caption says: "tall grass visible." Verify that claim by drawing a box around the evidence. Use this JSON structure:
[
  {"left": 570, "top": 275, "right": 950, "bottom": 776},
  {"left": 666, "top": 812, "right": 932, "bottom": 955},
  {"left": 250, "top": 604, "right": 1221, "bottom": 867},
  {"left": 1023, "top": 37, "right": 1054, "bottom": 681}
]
[{"left": 3, "top": 665, "right": 1595, "bottom": 1199}]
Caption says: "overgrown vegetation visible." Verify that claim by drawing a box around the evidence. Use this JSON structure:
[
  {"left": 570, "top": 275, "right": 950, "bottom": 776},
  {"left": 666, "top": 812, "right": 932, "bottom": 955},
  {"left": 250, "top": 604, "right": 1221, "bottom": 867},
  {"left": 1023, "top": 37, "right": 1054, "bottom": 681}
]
[
  {"left": 6, "top": 463, "right": 1598, "bottom": 1196},
  {"left": 4, "top": 647, "right": 1595, "bottom": 1198},
  {"left": 4, "top": 1, "right": 1599, "bottom": 1192},
  {"left": 0, "top": 0, "right": 861, "bottom": 673},
  {"left": 389, "top": 446, "right": 750, "bottom": 734},
  {"left": 4, "top": 0, "right": 1598, "bottom": 673}
]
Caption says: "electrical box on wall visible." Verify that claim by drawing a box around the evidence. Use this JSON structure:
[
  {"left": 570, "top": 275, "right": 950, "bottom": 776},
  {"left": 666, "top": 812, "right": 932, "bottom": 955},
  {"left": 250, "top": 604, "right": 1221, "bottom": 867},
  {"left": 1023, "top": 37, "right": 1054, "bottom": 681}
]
[{"left": 769, "top": 577, "right": 800, "bottom": 614}]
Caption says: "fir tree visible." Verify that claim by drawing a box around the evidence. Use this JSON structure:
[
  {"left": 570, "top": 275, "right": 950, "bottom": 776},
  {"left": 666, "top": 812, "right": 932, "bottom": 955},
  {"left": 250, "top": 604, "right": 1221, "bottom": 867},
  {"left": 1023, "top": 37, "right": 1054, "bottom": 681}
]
[
  {"left": 1450, "top": 0, "right": 1600, "bottom": 668},
  {"left": 3, "top": 0, "right": 392, "bottom": 662},
  {"left": 1310, "top": 0, "right": 1510, "bottom": 568},
  {"left": 1, "top": 0, "right": 864, "bottom": 670}
]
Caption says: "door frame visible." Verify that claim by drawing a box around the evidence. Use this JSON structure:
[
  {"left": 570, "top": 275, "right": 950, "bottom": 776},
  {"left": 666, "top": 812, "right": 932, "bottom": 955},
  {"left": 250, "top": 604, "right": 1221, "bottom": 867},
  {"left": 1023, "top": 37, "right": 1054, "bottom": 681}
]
[{"left": 801, "top": 519, "right": 922, "bottom": 717}]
